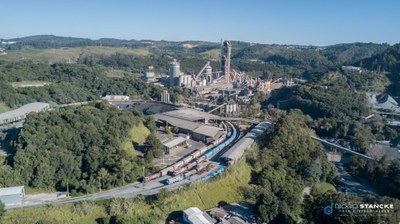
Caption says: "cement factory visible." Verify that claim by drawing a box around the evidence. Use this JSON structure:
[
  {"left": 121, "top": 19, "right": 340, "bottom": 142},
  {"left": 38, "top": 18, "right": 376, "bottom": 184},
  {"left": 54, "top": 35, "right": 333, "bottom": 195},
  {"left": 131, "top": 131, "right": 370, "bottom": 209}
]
[{"left": 144, "top": 40, "right": 294, "bottom": 115}]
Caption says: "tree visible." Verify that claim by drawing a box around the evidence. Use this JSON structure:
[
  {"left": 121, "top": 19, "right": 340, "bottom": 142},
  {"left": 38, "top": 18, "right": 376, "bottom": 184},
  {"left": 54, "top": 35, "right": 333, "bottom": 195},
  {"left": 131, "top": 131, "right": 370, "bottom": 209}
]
[
  {"left": 256, "top": 192, "right": 279, "bottom": 223},
  {"left": 0, "top": 201, "right": 5, "bottom": 220},
  {"left": 144, "top": 134, "right": 163, "bottom": 160}
]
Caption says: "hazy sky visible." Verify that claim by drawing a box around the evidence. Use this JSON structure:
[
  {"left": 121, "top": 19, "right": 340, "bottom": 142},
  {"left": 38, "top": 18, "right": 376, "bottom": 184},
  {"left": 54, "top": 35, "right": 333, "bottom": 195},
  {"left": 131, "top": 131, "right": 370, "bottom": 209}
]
[{"left": 1, "top": 0, "right": 399, "bottom": 45}]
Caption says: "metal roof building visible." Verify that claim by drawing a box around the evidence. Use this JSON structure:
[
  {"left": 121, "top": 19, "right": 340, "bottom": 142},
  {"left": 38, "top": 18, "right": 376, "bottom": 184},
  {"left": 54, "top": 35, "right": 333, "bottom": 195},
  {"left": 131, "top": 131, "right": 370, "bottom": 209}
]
[
  {"left": 152, "top": 114, "right": 201, "bottom": 133},
  {"left": 192, "top": 125, "right": 225, "bottom": 143},
  {"left": 0, "top": 102, "right": 50, "bottom": 125},
  {"left": 0, "top": 186, "right": 25, "bottom": 206},
  {"left": 163, "top": 108, "right": 219, "bottom": 122},
  {"left": 183, "top": 207, "right": 214, "bottom": 224},
  {"left": 221, "top": 121, "right": 270, "bottom": 164},
  {"left": 163, "top": 136, "right": 188, "bottom": 154}
]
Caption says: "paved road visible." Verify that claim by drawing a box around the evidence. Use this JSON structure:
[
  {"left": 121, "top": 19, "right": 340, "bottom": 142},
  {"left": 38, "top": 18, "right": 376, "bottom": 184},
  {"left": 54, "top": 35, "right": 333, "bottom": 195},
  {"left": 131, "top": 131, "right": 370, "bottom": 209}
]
[
  {"left": 336, "top": 163, "right": 379, "bottom": 197},
  {"left": 9, "top": 163, "right": 222, "bottom": 209}
]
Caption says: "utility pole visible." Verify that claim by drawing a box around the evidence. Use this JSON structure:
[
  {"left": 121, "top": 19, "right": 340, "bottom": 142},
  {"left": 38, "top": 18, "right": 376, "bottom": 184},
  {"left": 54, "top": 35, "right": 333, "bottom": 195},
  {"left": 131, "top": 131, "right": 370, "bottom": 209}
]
[
  {"left": 142, "top": 166, "right": 145, "bottom": 188},
  {"left": 98, "top": 177, "right": 102, "bottom": 192},
  {"left": 66, "top": 181, "right": 69, "bottom": 197}
]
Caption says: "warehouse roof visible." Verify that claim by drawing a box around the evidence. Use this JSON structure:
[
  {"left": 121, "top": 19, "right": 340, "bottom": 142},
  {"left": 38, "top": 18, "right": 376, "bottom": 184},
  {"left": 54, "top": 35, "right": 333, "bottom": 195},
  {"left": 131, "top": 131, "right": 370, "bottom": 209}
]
[
  {"left": 193, "top": 125, "right": 224, "bottom": 138},
  {"left": 0, "top": 186, "right": 25, "bottom": 196},
  {"left": 163, "top": 108, "right": 219, "bottom": 122},
  {"left": 221, "top": 121, "right": 270, "bottom": 162},
  {"left": 184, "top": 207, "right": 213, "bottom": 224},
  {"left": 367, "top": 92, "right": 400, "bottom": 112},
  {"left": 163, "top": 137, "right": 187, "bottom": 148},
  {"left": 152, "top": 114, "right": 201, "bottom": 131},
  {"left": 0, "top": 102, "right": 50, "bottom": 125}
]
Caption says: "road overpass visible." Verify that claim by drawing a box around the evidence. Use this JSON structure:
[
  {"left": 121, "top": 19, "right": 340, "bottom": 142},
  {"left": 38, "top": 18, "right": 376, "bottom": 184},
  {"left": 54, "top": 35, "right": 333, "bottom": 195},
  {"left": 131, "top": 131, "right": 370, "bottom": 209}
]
[{"left": 311, "top": 136, "right": 376, "bottom": 162}]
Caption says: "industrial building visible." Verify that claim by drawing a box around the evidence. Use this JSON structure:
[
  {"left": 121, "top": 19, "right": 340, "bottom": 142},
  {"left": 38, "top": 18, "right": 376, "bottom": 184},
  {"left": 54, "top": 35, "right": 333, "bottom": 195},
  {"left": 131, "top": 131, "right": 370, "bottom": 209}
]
[
  {"left": 152, "top": 108, "right": 225, "bottom": 143},
  {"left": 0, "top": 186, "right": 25, "bottom": 206},
  {"left": 163, "top": 136, "right": 188, "bottom": 154},
  {"left": 101, "top": 95, "right": 130, "bottom": 102},
  {"left": 192, "top": 125, "right": 224, "bottom": 144},
  {"left": 144, "top": 66, "right": 156, "bottom": 82},
  {"left": 169, "top": 59, "right": 182, "bottom": 87},
  {"left": 221, "top": 40, "right": 232, "bottom": 83},
  {"left": 153, "top": 113, "right": 201, "bottom": 134},
  {"left": 160, "top": 90, "right": 170, "bottom": 104},
  {"left": 183, "top": 207, "right": 215, "bottom": 224},
  {"left": 221, "top": 121, "right": 270, "bottom": 165},
  {"left": 0, "top": 102, "right": 50, "bottom": 126}
]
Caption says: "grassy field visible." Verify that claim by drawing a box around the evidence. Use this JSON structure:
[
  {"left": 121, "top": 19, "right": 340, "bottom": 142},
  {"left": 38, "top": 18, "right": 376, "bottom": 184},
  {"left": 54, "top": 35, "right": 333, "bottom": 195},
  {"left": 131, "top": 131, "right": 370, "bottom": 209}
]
[
  {"left": 312, "top": 182, "right": 336, "bottom": 195},
  {"left": 0, "top": 46, "right": 150, "bottom": 63},
  {"left": 120, "top": 122, "right": 150, "bottom": 156},
  {"left": 3, "top": 154, "right": 252, "bottom": 224},
  {"left": 200, "top": 48, "right": 220, "bottom": 60},
  {"left": 0, "top": 102, "right": 10, "bottom": 113}
]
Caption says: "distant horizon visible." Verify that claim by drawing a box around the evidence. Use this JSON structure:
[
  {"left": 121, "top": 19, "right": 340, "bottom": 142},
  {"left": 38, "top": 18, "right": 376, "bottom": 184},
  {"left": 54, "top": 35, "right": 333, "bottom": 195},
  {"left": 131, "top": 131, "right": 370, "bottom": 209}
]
[
  {"left": 0, "top": 34, "right": 394, "bottom": 47},
  {"left": 1, "top": 1, "right": 399, "bottom": 46}
]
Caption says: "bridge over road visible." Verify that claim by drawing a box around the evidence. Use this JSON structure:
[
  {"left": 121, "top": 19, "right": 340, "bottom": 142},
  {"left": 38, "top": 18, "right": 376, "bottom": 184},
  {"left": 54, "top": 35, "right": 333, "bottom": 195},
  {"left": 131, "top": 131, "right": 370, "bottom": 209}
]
[{"left": 311, "top": 136, "right": 376, "bottom": 162}]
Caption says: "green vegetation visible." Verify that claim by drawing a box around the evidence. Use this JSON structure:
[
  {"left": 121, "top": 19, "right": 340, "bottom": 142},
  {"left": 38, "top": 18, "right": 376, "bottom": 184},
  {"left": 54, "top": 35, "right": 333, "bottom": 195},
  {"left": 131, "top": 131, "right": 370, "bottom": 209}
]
[
  {"left": 0, "top": 60, "right": 163, "bottom": 109},
  {"left": 311, "top": 182, "right": 336, "bottom": 195},
  {"left": 245, "top": 110, "right": 337, "bottom": 223},
  {"left": 0, "top": 102, "right": 9, "bottom": 113},
  {"left": 346, "top": 156, "right": 400, "bottom": 198},
  {"left": 2, "top": 102, "right": 150, "bottom": 193},
  {"left": 143, "top": 133, "right": 163, "bottom": 162},
  {"left": 3, "top": 154, "right": 252, "bottom": 224},
  {"left": 303, "top": 191, "right": 400, "bottom": 224}
]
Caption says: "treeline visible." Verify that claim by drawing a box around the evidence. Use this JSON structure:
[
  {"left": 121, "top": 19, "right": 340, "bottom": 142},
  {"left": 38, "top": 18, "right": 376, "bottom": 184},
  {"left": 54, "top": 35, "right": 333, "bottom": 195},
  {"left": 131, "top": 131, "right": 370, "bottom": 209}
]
[
  {"left": 3, "top": 102, "right": 150, "bottom": 193},
  {"left": 245, "top": 110, "right": 337, "bottom": 223},
  {"left": 358, "top": 43, "right": 400, "bottom": 95},
  {"left": 347, "top": 156, "right": 400, "bottom": 198},
  {"left": 0, "top": 61, "right": 163, "bottom": 109},
  {"left": 266, "top": 74, "right": 399, "bottom": 152}
]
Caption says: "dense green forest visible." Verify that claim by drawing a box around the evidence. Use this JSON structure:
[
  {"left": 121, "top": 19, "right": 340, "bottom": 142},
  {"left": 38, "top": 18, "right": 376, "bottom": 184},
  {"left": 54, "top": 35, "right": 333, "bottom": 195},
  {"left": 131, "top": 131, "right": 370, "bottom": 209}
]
[
  {"left": 0, "top": 60, "right": 163, "bottom": 109},
  {"left": 1, "top": 35, "right": 390, "bottom": 79},
  {"left": 358, "top": 44, "right": 400, "bottom": 95},
  {"left": 2, "top": 102, "right": 152, "bottom": 193},
  {"left": 244, "top": 110, "right": 337, "bottom": 223},
  {"left": 346, "top": 156, "right": 400, "bottom": 199}
]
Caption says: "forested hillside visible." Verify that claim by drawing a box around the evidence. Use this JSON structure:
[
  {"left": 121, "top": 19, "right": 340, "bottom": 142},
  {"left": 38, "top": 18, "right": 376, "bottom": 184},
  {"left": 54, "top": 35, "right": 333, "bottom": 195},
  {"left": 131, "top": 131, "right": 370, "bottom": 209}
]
[
  {"left": 358, "top": 44, "right": 400, "bottom": 95},
  {"left": 0, "top": 60, "right": 163, "bottom": 109},
  {"left": 4, "top": 102, "right": 149, "bottom": 193},
  {"left": 245, "top": 110, "right": 336, "bottom": 223}
]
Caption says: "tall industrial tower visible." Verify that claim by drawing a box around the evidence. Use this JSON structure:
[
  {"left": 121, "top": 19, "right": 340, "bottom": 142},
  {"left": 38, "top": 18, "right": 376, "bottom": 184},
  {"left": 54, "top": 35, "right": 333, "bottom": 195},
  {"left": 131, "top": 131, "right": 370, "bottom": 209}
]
[
  {"left": 221, "top": 40, "right": 232, "bottom": 83},
  {"left": 169, "top": 59, "right": 181, "bottom": 87}
]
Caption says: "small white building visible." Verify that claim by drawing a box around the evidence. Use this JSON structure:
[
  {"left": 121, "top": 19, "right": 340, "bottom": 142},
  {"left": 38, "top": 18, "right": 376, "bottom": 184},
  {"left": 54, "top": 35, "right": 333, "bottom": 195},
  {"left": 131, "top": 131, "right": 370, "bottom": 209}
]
[
  {"left": 183, "top": 207, "right": 214, "bottom": 224},
  {"left": 0, "top": 186, "right": 25, "bottom": 206},
  {"left": 101, "top": 95, "right": 130, "bottom": 102}
]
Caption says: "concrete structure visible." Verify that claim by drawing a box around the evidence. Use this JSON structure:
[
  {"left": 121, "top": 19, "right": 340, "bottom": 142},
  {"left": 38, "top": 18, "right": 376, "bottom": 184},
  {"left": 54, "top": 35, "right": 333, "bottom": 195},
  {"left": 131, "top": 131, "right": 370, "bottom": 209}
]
[
  {"left": 221, "top": 121, "right": 270, "bottom": 164},
  {"left": 162, "top": 108, "right": 219, "bottom": 123},
  {"left": 179, "top": 74, "right": 193, "bottom": 87},
  {"left": 192, "top": 125, "right": 224, "bottom": 143},
  {"left": 0, "top": 102, "right": 50, "bottom": 126},
  {"left": 169, "top": 59, "right": 182, "bottom": 87},
  {"left": 342, "top": 66, "right": 362, "bottom": 73},
  {"left": 160, "top": 90, "right": 170, "bottom": 104},
  {"left": 153, "top": 114, "right": 201, "bottom": 134},
  {"left": 183, "top": 207, "right": 214, "bottom": 224},
  {"left": 221, "top": 41, "right": 232, "bottom": 83},
  {"left": 144, "top": 70, "right": 156, "bottom": 82},
  {"left": 102, "top": 95, "right": 130, "bottom": 102},
  {"left": 163, "top": 136, "right": 188, "bottom": 154},
  {"left": 366, "top": 92, "right": 400, "bottom": 112},
  {"left": 0, "top": 186, "right": 25, "bottom": 206}
]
